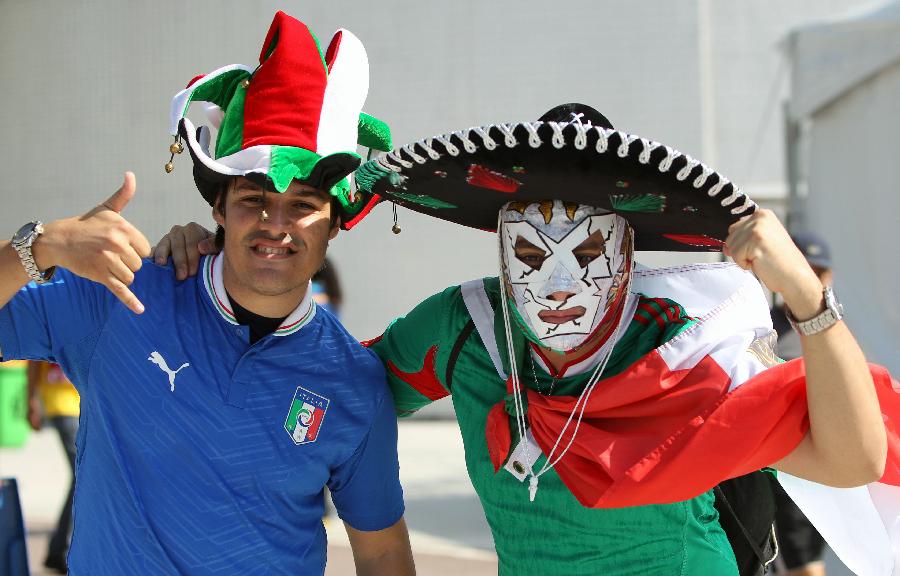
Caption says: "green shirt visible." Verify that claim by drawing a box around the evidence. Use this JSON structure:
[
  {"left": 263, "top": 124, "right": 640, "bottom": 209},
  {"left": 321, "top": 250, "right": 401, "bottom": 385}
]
[{"left": 371, "top": 277, "right": 739, "bottom": 575}]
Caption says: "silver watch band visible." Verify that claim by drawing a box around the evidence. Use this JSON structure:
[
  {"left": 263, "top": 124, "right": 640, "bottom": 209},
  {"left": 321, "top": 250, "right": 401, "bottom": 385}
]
[
  {"left": 11, "top": 221, "right": 55, "bottom": 284},
  {"left": 786, "top": 286, "right": 843, "bottom": 336}
]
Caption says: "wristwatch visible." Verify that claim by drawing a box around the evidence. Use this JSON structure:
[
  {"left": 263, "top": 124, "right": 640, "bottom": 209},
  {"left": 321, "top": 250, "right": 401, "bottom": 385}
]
[
  {"left": 785, "top": 285, "right": 843, "bottom": 336},
  {"left": 11, "top": 221, "right": 56, "bottom": 284}
]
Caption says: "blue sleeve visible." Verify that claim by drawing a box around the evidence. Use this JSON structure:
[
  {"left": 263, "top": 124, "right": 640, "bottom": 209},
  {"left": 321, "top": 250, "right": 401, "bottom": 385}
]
[
  {"left": 0, "top": 267, "right": 114, "bottom": 363},
  {"left": 328, "top": 391, "right": 405, "bottom": 531}
]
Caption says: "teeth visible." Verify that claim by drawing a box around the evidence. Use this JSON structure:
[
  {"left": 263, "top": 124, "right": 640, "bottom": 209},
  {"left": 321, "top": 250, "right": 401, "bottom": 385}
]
[{"left": 256, "top": 246, "right": 289, "bottom": 255}]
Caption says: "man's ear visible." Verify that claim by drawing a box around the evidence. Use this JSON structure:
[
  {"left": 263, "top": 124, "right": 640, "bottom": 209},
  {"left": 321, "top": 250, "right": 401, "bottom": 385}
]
[
  {"left": 212, "top": 180, "right": 230, "bottom": 227},
  {"left": 328, "top": 209, "right": 341, "bottom": 240},
  {"left": 212, "top": 204, "right": 225, "bottom": 227},
  {"left": 329, "top": 219, "right": 340, "bottom": 241}
]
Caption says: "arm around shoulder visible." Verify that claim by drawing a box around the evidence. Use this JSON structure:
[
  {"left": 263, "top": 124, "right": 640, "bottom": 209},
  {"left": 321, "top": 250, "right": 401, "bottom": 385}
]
[{"left": 367, "top": 284, "right": 468, "bottom": 416}]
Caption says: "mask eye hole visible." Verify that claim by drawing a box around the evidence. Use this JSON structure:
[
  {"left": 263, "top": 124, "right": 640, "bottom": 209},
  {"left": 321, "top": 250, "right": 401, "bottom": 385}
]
[
  {"left": 513, "top": 236, "right": 548, "bottom": 271},
  {"left": 572, "top": 230, "right": 607, "bottom": 268}
]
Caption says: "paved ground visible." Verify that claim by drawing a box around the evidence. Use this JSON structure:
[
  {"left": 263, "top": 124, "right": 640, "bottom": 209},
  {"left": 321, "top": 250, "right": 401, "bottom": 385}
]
[
  {"left": 2, "top": 420, "right": 497, "bottom": 575},
  {"left": 2, "top": 419, "right": 855, "bottom": 575}
]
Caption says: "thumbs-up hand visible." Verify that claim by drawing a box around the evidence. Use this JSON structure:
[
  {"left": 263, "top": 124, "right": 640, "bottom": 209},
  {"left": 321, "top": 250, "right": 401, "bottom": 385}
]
[{"left": 33, "top": 172, "right": 152, "bottom": 314}]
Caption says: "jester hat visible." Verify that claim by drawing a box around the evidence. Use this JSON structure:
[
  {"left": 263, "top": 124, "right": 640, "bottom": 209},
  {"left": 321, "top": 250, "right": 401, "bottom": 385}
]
[
  {"left": 167, "top": 11, "right": 391, "bottom": 229},
  {"left": 356, "top": 103, "right": 757, "bottom": 250}
]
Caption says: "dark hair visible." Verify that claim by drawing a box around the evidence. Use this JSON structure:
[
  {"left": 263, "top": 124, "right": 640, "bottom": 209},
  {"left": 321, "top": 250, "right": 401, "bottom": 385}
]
[
  {"left": 213, "top": 183, "right": 228, "bottom": 251},
  {"left": 212, "top": 180, "right": 341, "bottom": 251}
]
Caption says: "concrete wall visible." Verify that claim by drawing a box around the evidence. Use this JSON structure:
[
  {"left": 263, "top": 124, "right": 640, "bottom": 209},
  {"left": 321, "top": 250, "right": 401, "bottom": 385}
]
[
  {"left": 0, "top": 0, "right": 878, "bottom": 340},
  {"left": 801, "top": 61, "right": 900, "bottom": 373}
]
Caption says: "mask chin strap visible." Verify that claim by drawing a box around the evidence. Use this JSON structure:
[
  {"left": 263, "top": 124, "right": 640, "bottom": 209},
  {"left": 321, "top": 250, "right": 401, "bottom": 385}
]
[
  {"left": 498, "top": 213, "right": 536, "bottom": 498},
  {"left": 498, "top": 212, "right": 633, "bottom": 503}
]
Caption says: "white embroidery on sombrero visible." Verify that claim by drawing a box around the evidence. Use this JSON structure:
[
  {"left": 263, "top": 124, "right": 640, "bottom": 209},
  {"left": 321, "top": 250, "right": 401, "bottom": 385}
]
[
  {"left": 497, "top": 123, "right": 519, "bottom": 147},
  {"left": 573, "top": 123, "right": 589, "bottom": 149},
  {"left": 454, "top": 129, "right": 478, "bottom": 153},
  {"left": 658, "top": 145, "right": 680, "bottom": 171},
  {"left": 472, "top": 126, "right": 497, "bottom": 150},
  {"left": 435, "top": 134, "right": 460, "bottom": 156},
  {"left": 419, "top": 138, "right": 443, "bottom": 160},
  {"left": 373, "top": 122, "right": 758, "bottom": 217},
  {"left": 677, "top": 157, "right": 702, "bottom": 180},
  {"left": 617, "top": 133, "right": 640, "bottom": 157},
  {"left": 694, "top": 163, "right": 715, "bottom": 187},
  {"left": 639, "top": 139, "right": 661, "bottom": 163},
  {"left": 550, "top": 123, "right": 566, "bottom": 148},
  {"left": 595, "top": 126, "right": 614, "bottom": 152}
]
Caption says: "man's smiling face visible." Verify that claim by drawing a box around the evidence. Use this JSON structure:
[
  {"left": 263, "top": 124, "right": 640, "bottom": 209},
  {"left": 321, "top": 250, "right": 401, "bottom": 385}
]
[
  {"left": 213, "top": 177, "right": 338, "bottom": 313},
  {"left": 500, "top": 200, "right": 632, "bottom": 351}
]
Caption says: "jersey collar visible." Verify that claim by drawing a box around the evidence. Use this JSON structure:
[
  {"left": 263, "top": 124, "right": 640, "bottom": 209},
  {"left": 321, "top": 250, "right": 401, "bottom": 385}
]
[{"left": 201, "top": 253, "right": 316, "bottom": 336}]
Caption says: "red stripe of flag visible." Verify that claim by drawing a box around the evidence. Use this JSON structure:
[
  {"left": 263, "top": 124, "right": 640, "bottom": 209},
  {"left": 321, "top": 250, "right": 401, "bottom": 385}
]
[{"left": 524, "top": 355, "right": 899, "bottom": 508}]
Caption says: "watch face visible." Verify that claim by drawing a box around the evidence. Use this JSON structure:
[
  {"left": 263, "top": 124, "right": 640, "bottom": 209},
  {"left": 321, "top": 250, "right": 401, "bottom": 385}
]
[
  {"left": 12, "top": 222, "right": 37, "bottom": 245},
  {"left": 823, "top": 286, "right": 843, "bottom": 318}
]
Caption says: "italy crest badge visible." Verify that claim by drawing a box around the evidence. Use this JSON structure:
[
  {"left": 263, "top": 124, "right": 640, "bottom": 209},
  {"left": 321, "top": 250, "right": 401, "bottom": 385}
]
[{"left": 284, "top": 386, "right": 329, "bottom": 445}]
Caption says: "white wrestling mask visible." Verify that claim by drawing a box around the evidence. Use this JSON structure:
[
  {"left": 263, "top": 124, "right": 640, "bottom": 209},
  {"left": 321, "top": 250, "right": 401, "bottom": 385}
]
[{"left": 499, "top": 200, "right": 633, "bottom": 352}]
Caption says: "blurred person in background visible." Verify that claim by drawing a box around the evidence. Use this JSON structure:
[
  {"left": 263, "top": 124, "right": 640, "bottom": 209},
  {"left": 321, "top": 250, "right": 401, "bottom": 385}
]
[
  {"left": 770, "top": 232, "right": 834, "bottom": 576},
  {"left": 312, "top": 258, "right": 343, "bottom": 318},
  {"left": 158, "top": 103, "right": 900, "bottom": 576},
  {"left": 26, "top": 361, "right": 79, "bottom": 574}
]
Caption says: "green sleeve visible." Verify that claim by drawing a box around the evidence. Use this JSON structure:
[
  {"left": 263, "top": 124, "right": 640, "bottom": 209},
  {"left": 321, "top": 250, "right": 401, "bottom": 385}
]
[{"left": 368, "top": 284, "right": 472, "bottom": 417}]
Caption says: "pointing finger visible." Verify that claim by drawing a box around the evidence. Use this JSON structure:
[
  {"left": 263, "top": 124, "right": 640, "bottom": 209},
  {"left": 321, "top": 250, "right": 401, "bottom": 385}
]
[{"left": 104, "top": 276, "right": 144, "bottom": 315}]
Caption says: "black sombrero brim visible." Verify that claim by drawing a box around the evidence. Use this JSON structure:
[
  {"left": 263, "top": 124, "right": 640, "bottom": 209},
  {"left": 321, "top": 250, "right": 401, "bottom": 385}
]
[{"left": 357, "top": 121, "right": 756, "bottom": 252}]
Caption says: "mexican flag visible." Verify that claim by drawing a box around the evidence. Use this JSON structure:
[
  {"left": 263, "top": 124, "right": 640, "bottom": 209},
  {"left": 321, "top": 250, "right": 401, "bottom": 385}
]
[{"left": 476, "top": 263, "right": 900, "bottom": 575}]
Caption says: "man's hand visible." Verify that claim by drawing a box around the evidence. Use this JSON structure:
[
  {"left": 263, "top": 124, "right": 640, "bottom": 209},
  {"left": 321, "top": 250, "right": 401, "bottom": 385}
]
[
  {"left": 152, "top": 222, "right": 217, "bottom": 280},
  {"left": 724, "top": 209, "right": 824, "bottom": 319},
  {"left": 33, "top": 172, "right": 151, "bottom": 314}
]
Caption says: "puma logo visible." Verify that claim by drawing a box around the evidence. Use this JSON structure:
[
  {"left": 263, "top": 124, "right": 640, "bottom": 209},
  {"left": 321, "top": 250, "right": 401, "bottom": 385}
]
[{"left": 148, "top": 351, "right": 190, "bottom": 392}]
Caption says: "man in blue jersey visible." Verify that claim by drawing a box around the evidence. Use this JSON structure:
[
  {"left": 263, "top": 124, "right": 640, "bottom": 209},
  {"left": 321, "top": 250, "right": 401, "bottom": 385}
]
[{"left": 0, "top": 12, "right": 413, "bottom": 576}]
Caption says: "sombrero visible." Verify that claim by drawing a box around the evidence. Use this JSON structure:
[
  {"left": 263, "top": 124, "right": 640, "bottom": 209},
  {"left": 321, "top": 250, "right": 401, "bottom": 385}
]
[
  {"left": 165, "top": 11, "right": 392, "bottom": 229},
  {"left": 355, "top": 103, "right": 756, "bottom": 250}
]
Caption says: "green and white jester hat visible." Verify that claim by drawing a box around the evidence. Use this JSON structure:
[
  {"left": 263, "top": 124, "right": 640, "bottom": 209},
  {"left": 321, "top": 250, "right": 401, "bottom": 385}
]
[{"left": 166, "top": 11, "right": 392, "bottom": 229}]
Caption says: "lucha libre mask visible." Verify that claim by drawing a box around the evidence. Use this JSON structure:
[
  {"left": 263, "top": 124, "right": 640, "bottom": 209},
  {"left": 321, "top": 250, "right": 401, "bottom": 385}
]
[{"left": 499, "top": 200, "right": 633, "bottom": 352}]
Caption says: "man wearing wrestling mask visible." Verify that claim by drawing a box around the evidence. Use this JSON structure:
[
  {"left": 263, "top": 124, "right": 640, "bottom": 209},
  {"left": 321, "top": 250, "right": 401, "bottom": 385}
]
[{"left": 158, "top": 104, "right": 900, "bottom": 576}]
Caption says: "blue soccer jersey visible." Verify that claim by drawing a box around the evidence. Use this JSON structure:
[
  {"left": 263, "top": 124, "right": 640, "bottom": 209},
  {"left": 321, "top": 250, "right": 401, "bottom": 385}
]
[{"left": 0, "top": 254, "right": 404, "bottom": 575}]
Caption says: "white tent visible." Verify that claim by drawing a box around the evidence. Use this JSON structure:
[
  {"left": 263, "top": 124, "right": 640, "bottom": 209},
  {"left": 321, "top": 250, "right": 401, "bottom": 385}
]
[{"left": 785, "top": 1, "right": 900, "bottom": 375}]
